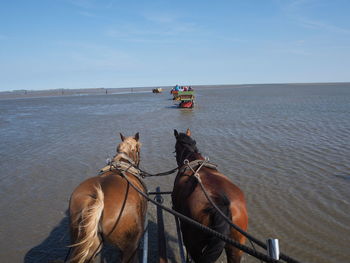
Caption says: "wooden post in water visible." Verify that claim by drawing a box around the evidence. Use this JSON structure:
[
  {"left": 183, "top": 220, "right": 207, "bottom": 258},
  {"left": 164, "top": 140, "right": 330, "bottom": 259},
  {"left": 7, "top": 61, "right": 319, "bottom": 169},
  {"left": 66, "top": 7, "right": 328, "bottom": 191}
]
[
  {"left": 267, "top": 238, "right": 280, "bottom": 260},
  {"left": 156, "top": 187, "right": 168, "bottom": 263}
]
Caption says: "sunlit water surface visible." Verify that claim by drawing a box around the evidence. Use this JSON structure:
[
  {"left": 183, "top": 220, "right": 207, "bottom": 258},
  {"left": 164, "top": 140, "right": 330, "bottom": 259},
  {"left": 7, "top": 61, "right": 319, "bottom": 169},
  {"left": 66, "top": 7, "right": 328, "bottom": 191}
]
[{"left": 0, "top": 84, "right": 349, "bottom": 262}]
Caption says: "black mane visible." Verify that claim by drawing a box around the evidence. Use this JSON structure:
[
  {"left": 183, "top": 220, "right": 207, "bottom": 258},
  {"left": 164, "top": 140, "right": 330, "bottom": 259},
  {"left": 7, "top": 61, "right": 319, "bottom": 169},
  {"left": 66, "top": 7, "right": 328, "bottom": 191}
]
[
  {"left": 175, "top": 132, "right": 200, "bottom": 166},
  {"left": 176, "top": 133, "right": 198, "bottom": 153}
]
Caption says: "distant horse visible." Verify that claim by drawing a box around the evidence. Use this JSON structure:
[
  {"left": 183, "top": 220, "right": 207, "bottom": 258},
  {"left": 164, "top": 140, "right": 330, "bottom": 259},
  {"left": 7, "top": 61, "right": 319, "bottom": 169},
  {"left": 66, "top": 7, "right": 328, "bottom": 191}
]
[
  {"left": 172, "top": 129, "right": 248, "bottom": 263},
  {"left": 68, "top": 133, "right": 147, "bottom": 263}
]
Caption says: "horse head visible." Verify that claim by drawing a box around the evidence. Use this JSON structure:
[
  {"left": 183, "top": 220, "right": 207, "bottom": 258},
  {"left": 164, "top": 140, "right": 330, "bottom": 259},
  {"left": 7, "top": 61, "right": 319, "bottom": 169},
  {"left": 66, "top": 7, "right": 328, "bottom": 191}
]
[
  {"left": 174, "top": 128, "right": 199, "bottom": 166},
  {"left": 116, "top": 132, "right": 141, "bottom": 166}
]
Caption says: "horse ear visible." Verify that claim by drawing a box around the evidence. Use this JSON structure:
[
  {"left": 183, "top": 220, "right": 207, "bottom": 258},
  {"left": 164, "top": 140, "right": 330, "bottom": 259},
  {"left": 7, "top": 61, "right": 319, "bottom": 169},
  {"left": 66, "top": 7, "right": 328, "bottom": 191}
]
[
  {"left": 174, "top": 129, "right": 179, "bottom": 138},
  {"left": 134, "top": 132, "right": 139, "bottom": 141},
  {"left": 186, "top": 128, "right": 191, "bottom": 136},
  {"left": 120, "top": 133, "right": 125, "bottom": 142}
]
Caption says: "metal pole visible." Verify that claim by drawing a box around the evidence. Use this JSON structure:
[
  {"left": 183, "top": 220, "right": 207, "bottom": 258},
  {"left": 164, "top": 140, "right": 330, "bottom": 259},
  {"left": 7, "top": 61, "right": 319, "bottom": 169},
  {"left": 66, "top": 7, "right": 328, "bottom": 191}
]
[
  {"left": 267, "top": 239, "right": 280, "bottom": 260},
  {"left": 174, "top": 215, "right": 186, "bottom": 263},
  {"left": 142, "top": 214, "right": 149, "bottom": 263},
  {"left": 156, "top": 187, "right": 168, "bottom": 263}
]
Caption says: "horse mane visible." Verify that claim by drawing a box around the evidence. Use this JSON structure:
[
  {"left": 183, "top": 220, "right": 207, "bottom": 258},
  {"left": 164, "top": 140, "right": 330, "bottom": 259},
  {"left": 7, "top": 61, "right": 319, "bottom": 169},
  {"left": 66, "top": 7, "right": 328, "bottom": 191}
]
[
  {"left": 176, "top": 133, "right": 199, "bottom": 153},
  {"left": 117, "top": 137, "right": 141, "bottom": 154}
]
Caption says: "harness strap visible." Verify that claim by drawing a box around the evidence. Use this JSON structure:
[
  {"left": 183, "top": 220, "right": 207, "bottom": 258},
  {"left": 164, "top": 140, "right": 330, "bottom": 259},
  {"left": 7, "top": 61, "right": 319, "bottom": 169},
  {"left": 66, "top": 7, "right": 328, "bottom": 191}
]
[
  {"left": 98, "top": 152, "right": 148, "bottom": 193},
  {"left": 178, "top": 159, "right": 217, "bottom": 175},
  {"left": 116, "top": 152, "right": 137, "bottom": 166},
  {"left": 100, "top": 161, "right": 141, "bottom": 175},
  {"left": 120, "top": 170, "right": 282, "bottom": 263},
  {"left": 99, "top": 152, "right": 139, "bottom": 175}
]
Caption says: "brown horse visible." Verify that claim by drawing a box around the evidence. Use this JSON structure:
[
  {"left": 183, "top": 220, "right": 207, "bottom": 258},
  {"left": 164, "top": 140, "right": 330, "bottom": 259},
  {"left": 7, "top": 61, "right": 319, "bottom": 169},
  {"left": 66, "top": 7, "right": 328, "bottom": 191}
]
[
  {"left": 172, "top": 129, "right": 248, "bottom": 263},
  {"left": 68, "top": 133, "right": 147, "bottom": 263}
]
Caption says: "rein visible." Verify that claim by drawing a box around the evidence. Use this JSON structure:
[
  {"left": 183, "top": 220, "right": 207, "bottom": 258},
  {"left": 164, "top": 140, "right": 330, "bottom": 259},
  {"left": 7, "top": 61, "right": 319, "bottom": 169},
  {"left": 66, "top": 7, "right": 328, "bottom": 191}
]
[
  {"left": 101, "top": 152, "right": 179, "bottom": 178},
  {"left": 138, "top": 166, "right": 179, "bottom": 178},
  {"left": 66, "top": 152, "right": 300, "bottom": 263},
  {"left": 119, "top": 168, "right": 282, "bottom": 263},
  {"left": 179, "top": 157, "right": 301, "bottom": 263}
]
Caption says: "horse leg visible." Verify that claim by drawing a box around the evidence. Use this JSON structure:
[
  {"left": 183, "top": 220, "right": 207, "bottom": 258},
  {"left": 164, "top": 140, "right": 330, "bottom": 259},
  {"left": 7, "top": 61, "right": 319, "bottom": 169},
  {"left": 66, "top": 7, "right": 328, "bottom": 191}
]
[
  {"left": 106, "top": 220, "right": 144, "bottom": 263},
  {"left": 119, "top": 242, "right": 140, "bottom": 263},
  {"left": 225, "top": 232, "right": 246, "bottom": 263},
  {"left": 225, "top": 244, "right": 243, "bottom": 263}
]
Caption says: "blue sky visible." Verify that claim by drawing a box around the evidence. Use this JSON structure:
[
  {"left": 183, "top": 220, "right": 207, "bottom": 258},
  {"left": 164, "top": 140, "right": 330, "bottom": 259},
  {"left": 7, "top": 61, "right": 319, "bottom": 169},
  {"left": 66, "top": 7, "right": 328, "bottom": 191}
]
[{"left": 0, "top": 0, "right": 349, "bottom": 91}]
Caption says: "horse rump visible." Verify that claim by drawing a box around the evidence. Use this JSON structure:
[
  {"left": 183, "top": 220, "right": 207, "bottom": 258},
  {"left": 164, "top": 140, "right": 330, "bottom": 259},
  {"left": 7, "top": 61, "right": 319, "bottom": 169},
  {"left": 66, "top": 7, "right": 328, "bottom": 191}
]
[
  {"left": 68, "top": 185, "right": 104, "bottom": 263},
  {"left": 198, "top": 193, "right": 231, "bottom": 263}
]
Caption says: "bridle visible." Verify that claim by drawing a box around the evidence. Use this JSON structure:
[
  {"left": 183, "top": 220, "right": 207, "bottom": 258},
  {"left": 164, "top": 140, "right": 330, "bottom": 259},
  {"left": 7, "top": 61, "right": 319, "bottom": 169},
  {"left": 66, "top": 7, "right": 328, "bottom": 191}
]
[{"left": 99, "top": 142, "right": 141, "bottom": 176}]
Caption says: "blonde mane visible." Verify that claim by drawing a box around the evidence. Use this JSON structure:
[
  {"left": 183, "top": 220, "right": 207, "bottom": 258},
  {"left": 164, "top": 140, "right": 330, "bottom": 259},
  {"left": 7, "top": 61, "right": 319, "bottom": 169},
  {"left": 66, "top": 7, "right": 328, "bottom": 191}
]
[
  {"left": 114, "top": 134, "right": 141, "bottom": 166},
  {"left": 117, "top": 137, "right": 141, "bottom": 155}
]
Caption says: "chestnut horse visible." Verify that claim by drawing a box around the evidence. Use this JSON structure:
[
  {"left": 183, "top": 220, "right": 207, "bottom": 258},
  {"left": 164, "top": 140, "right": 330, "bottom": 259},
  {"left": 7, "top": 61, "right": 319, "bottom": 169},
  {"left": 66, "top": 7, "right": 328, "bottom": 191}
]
[
  {"left": 68, "top": 133, "right": 147, "bottom": 263},
  {"left": 172, "top": 129, "right": 248, "bottom": 263}
]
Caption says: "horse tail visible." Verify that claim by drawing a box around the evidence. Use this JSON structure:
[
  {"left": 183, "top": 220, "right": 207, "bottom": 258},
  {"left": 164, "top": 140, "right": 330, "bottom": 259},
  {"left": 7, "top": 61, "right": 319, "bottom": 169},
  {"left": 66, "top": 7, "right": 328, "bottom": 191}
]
[
  {"left": 200, "top": 194, "right": 231, "bottom": 263},
  {"left": 69, "top": 184, "right": 104, "bottom": 263}
]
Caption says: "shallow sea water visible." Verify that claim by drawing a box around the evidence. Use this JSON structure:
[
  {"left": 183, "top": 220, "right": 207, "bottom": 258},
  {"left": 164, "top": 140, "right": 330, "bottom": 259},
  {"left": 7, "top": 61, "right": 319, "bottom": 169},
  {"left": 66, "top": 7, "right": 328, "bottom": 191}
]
[{"left": 0, "top": 84, "right": 349, "bottom": 262}]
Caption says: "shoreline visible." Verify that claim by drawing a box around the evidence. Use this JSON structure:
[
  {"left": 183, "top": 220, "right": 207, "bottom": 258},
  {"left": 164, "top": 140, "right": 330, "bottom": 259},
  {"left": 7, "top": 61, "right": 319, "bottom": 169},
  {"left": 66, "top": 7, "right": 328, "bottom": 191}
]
[
  {"left": 0, "top": 87, "right": 158, "bottom": 100},
  {"left": 0, "top": 82, "right": 348, "bottom": 100}
]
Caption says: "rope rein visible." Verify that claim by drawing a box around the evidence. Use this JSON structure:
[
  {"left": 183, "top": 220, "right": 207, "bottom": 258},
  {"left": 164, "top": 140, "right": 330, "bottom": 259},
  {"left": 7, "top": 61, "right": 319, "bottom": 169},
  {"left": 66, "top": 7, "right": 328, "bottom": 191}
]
[
  {"left": 139, "top": 166, "right": 179, "bottom": 177},
  {"left": 182, "top": 158, "right": 301, "bottom": 263},
  {"left": 107, "top": 156, "right": 300, "bottom": 263},
  {"left": 67, "top": 153, "right": 301, "bottom": 263},
  {"left": 103, "top": 154, "right": 179, "bottom": 178},
  {"left": 119, "top": 168, "right": 281, "bottom": 263}
]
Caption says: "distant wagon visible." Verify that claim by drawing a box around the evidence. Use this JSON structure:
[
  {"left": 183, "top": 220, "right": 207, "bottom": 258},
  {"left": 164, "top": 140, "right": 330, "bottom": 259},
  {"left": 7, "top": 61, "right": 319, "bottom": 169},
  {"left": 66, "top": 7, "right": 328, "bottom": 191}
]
[
  {"left": 178, "top": 90, "right": 195, "bottom": 108},
  {"left": 152, "top": 88, "right": 163, "bottom": 93},
  {"left": 171, "top": 85, "right": 193, "bottom": 100}
]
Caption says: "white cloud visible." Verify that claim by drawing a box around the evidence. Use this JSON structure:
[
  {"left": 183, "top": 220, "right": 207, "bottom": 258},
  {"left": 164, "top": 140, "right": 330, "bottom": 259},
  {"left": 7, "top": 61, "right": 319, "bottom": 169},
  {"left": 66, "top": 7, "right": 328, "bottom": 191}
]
[
  {"left": 298, "top": 18, "right": 350, "bottom": 34},
  {"left": 104, "top": 19, "right": 197, "bottom": 43},
  {"left": 278, "top": 0, "right": 350, "bottom": 35}
]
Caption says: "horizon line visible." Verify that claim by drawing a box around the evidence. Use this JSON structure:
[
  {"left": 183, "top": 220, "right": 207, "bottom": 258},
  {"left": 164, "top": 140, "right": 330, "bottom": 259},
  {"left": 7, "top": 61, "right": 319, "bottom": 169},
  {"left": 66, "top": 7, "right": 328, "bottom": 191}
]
[{"left": 1, "top": 81, "right": 350, "bottom": 93}]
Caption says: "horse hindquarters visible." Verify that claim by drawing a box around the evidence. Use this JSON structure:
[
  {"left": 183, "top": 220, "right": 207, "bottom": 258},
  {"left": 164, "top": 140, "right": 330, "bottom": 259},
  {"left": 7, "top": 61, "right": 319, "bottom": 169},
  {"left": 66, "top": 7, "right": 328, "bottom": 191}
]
[
  {"left": 225, "top": 197, "right": 248, "bottom": 263},
  {"left": 98, "top": 175, "right": 147, "bottom": 263},
  {"left": 201, "top": 194, "right": 231, "bottom": 263},
  {"left": 69, "top": 185, "right": 104, "bottom": 263},
  {"left": 184, "top": 194, "right": 231, "bottom": 263}
]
